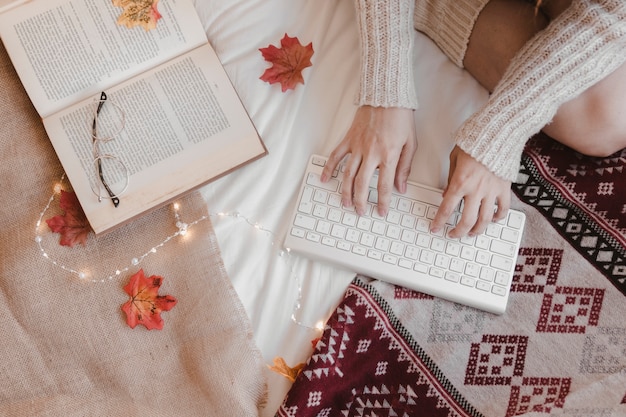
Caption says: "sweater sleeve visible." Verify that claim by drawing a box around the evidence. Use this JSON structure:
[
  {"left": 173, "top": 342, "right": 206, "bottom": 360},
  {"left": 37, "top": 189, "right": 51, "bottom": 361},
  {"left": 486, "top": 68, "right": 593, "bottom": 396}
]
[
  {"left": 354, "top": 0, "right": 419, "bottom": 109},
  {"left": 455, "top": 0, "right": 626, "bottom": 182}
]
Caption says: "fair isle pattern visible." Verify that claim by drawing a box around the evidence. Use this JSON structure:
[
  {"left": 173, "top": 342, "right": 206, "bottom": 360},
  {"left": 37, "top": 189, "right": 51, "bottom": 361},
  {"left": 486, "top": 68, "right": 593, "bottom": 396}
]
[
  {"left": 278, "top": 281, "right": 483, "bottom": 417},
  {"left": 513, "top": 134, "right": 626, "bottom": 296},
  {"left": 278, "top": 241, "right": 625, "bottom": 416}
]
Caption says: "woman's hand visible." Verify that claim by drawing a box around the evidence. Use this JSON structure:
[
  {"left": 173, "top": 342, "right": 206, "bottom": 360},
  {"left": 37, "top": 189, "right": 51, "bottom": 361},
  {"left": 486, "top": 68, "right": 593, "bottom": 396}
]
[
  {"left": 320, "top": 105, "right": 417, "bottom": 217},
  {"left": 431, "top": 145, "right": 511, "bottom": 238}
]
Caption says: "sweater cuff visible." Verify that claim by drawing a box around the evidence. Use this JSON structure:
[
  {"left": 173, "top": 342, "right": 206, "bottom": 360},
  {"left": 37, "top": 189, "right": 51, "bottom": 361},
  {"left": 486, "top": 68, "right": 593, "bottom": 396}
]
[
  {"left": 456, "top": 0, "right": 626, "bottom": 182},
  {"left": 355, "top": 0, "right": 418, "bottom": 109}
]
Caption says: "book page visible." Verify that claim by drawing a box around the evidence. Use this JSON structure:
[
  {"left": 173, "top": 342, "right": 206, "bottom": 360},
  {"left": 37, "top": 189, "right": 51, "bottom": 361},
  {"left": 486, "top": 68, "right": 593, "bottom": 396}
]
[
  {"left": 42, "top": 43, "right": 266, "bottom": 234},
  {"left": 0, "top": 0, "right": 207, "bottom": 117},
  {"left": 0, "top": 0, "right": 28, "bottom": 14}
]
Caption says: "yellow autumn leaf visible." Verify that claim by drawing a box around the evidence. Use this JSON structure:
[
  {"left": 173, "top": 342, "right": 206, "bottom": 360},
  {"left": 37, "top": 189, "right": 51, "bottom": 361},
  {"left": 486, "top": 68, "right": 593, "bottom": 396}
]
[
  {"left": 268, "top": 357, "right": 305, "bottom": 382},
  {"left": 112, "top": 0, "right": 162, "bottom": 31}
]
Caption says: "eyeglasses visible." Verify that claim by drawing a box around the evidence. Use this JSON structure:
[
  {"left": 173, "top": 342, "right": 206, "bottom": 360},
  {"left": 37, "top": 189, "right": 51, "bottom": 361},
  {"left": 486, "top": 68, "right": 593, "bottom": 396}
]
[{"left": 90, "top": 92, "right": 129, "bottom": 208}]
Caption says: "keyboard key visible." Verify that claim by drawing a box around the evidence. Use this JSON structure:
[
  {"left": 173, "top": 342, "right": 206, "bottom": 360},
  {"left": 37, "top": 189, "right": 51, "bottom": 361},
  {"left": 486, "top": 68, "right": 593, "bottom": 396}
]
[
  {"left": 445, "top": 271, "right": 460, "bottom": 283},
  {"left": 360, "top": 233, "right": 375, "bottom": 247},
  {"left": 330, "top": 224, "right": 346, "bottom": 239},
  {"left": 357, "top": 217, "right": 372, "bottom": 230},
  {"left": 501, "top": 227, "right": 520, "bottom": 243},
  {"left": 491, "top": 255, "right": 513, "bottom": 272},
  {"left": 328, "top": 193, "right": 342, "bottom": 207},
  {"left": 306, "top": 232, "right": 321, "bottom": 243},
  {"left": 352, "top": 246, "right": 366, "bottom": 256},
  {"left": 397, "top": 198, "right": 412, "bottom": 213},
  {"left": 492, "top": 285, "right": 507, "bottom": 297},
  {"left": 429, "top": 267, "right": 444, "bottom": 279},
  {"left": 420, "top": 250, "right": 435, "bottom": 264},
  {"left": 328, "top": 208, "right": 342, "bottom": 222},
  {"left": 412, "top": 202, "right": 426, "bottom": 217},
  {"left": 507, "top": 211, "right": 524, "bottom": 229},
  {"left": 386, "top": 210, "right": 401, "bottom": 224},
  {"left": 386, "top": 225, "right": 401, "bottom": 240},
  {"left": 307, "top": 172, "right": 338, "bottom": 192},
  {"left": 476, "top": 281, "right": 491, "bottom": 292},
  {"left": 399, "top": 259, "right": 412, "bottom": 269},
  {"left": 401, "top": 214, "right": 416, "bottom": 229},
  {"left": 313, "top": 204, "right": 327, "bottom": 218},
  {"left": 337, "top": 241, "right": 351, "bottom": 251},
  {"left": 390, "top": 241, "right": 405, "bottom": 256},
  {"left": 342, "top": 212, "right": 357, "bottom": 227},
  {"left": 346, "top": 229, "right": 360, "bottom": 243},
  {"left": 405, "top": 246, "right": 419, "bottom": 260},
  {"left": 461, "top": 276, "right": 475, "bottom": 287},
  {"left": 450, "top": 258, "right": 465, "bottom": 273},
  {"left": 383, "top": 254, "right": 397, "bottom": 265},
  {"left": 401, "top": 229, "right": 416, "bottom": 244},
  {"left": 313, "top": 189, "right": 328, "bottom": 203},
  {"left": 416, "top": 234, "right": 430, "bottom": 248},
  {"left": 316, "top": 220, "right": 331, "bottom": 235},
  {"left": 321, "top": 236, "right": 336, "bottom": 247},
  {"left": 294, "top": 214, "right": 316, "bottom": 230},
  {"left": 368, "top": 249, "right": 382, "bottom": 260},
  {"left": 375, "top": 237, "right": 391, "bottom": 252}
]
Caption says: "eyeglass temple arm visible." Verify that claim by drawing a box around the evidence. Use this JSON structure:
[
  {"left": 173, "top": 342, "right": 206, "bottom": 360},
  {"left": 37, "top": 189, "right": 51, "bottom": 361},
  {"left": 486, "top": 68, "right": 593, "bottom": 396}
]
[{"left": 93, "top": 91, "right": 120, "bottom": 208}]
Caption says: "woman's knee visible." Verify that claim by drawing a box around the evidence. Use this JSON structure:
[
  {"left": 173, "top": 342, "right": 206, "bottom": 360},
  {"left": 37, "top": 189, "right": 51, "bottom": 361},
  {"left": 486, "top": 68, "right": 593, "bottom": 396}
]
[{"left": 544, "top": 70, "right": 626, "bottom": 158}]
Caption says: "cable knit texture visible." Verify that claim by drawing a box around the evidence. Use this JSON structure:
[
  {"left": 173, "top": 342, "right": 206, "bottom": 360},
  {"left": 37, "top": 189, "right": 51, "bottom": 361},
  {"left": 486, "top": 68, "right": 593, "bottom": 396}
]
[
  {"left": 456, "top": 0, "right": 626, "bottom": 181},
  {"left": 414, "top": 0, "right": 490, "bottom": 67},
  {"left": 355, "top": 0, "right": 626, "bottom": 182},
  {"left": 355, "top": 0, "right": 418, "bottom": 109}
]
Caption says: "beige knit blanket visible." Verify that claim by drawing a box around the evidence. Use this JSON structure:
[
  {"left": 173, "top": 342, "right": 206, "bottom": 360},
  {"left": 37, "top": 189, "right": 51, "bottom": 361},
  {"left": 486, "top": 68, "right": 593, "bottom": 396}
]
[{"left": 0, "top": 43, "right": 267, "bottom": 416}]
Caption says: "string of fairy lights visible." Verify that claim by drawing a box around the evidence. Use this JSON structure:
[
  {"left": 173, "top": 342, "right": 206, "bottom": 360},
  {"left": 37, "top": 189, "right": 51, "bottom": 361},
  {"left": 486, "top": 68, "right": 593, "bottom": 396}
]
[{"left": 34, "top": 177, "right": 324, "bottom": 331}]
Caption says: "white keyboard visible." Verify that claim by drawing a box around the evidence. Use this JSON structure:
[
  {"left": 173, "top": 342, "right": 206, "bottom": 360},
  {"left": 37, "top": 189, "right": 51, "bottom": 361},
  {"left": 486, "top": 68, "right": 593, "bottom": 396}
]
[{"left": 283, "top": 155, "right": 526, "bottom": 314}]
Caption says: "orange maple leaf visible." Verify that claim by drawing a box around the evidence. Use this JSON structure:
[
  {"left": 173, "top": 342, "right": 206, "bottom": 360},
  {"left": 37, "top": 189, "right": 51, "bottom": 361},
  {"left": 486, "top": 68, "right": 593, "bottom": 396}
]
[
  {"left": 259, "top": 34, "right": 314, "bottom": 92},
  {"left": 112, "top": 0, "right": 162, "bottom": 31},
  {"left": 45, "top": 190, "right": 92, "bottom": 247},
  {"left": 121, "top": 269, "right": 177, "bottom": 330},
  {"left": 267, "top": 357, "right": 305, "bottom": 382}
]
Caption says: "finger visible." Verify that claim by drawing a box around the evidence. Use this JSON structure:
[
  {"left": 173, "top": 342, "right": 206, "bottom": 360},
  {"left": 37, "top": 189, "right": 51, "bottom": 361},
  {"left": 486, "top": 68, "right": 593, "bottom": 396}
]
[
  {"left": 321, "top": 145, "right": 348, "bottom": 182},
  {"left": 375, "top": 163, "right": 396, "bottom": 217},
  {"left": 340, "top": 154, "right": 362, "bottom": 208},
  {"left": 493, "top": 192, "right": 511, "bottom": 222},
  {"left": 431, "top": 193, "right": 462, "bottom": 235},
  {"left": 448, "top": 196, "right": 480, "bottom": 238},
  {"left": 469, "top": 198, "right": 496, "bottom": 236},
  {"left": 394, "top": 140, "right": 416, "bottom": 194}
]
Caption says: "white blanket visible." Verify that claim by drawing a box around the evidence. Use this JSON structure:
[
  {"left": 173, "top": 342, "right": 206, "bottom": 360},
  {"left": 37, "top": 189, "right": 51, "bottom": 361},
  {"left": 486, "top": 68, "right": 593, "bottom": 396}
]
[{"left": 195, "top": 0, "right": 488, "bottom": 414}]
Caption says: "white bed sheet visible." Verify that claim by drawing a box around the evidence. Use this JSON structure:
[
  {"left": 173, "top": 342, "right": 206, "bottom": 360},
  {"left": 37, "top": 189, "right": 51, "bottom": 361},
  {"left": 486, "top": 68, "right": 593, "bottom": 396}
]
[{"left": 194, "top": 1, "right": 489, "bottom": 414}]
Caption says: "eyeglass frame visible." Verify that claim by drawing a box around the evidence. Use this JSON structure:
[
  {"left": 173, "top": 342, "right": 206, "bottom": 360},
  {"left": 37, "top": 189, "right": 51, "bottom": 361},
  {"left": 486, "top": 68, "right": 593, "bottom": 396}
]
[{"left": 91, "top": 91, "right": 129, "bottom": 208}]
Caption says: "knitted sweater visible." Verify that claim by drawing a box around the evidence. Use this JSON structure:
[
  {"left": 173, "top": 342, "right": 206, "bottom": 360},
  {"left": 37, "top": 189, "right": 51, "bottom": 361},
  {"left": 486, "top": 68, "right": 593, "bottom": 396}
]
[{"left": 355, "top": 0, "right": 626, "bottom": 181}]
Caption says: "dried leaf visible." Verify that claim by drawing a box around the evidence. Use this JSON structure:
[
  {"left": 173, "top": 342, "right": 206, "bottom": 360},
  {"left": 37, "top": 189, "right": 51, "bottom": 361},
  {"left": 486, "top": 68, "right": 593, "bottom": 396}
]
[
  {"left": 121, "top": 269, "right": 177, "bottom": 330},
  {"left": 259, "top": 34, "right": 314, "bottom": 92},
  {"left": 112, "top": 0, "right": 162, "bottom": 31},
  {"left": 268, "top": 357, "right": 305, "bottom": 382},
  {"left": 45, "top": 190, "right": 91, "bottom": 247}
]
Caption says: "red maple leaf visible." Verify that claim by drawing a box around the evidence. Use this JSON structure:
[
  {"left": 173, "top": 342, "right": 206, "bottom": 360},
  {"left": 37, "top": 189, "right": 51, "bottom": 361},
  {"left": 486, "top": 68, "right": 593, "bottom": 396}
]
[
  {"left": 45, "top": 190, "right": 91, "bottom": 247},
  {"left": 259, "top": 34, "right": 313, "bottom": 92},
  {"left": 121, "top": 269, "right": 177, "bottom": 330}
]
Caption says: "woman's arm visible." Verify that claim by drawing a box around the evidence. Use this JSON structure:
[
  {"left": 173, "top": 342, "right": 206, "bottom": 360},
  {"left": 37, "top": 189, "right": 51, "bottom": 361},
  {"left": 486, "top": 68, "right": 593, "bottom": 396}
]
[{"left": 322, "top": 0, "right": 418, "bottom": 216}]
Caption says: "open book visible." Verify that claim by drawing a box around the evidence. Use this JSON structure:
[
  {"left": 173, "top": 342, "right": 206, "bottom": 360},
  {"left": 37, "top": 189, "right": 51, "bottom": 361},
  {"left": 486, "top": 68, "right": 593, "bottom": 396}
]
[{"left": 0, "top": 0, "right": 266, "bottom": 234}]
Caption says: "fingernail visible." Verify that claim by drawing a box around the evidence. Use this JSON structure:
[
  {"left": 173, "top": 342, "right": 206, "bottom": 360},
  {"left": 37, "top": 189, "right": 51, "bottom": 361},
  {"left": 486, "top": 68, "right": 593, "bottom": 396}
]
[{"left": 320, "top": 173, "right": 327, "bottom": 182}]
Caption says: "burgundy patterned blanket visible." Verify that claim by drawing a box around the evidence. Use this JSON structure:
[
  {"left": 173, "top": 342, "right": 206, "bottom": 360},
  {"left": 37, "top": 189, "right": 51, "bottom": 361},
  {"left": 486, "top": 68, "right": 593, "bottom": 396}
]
[{"left": 277, "top": 135, "right": 626, "bottom": 417}]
